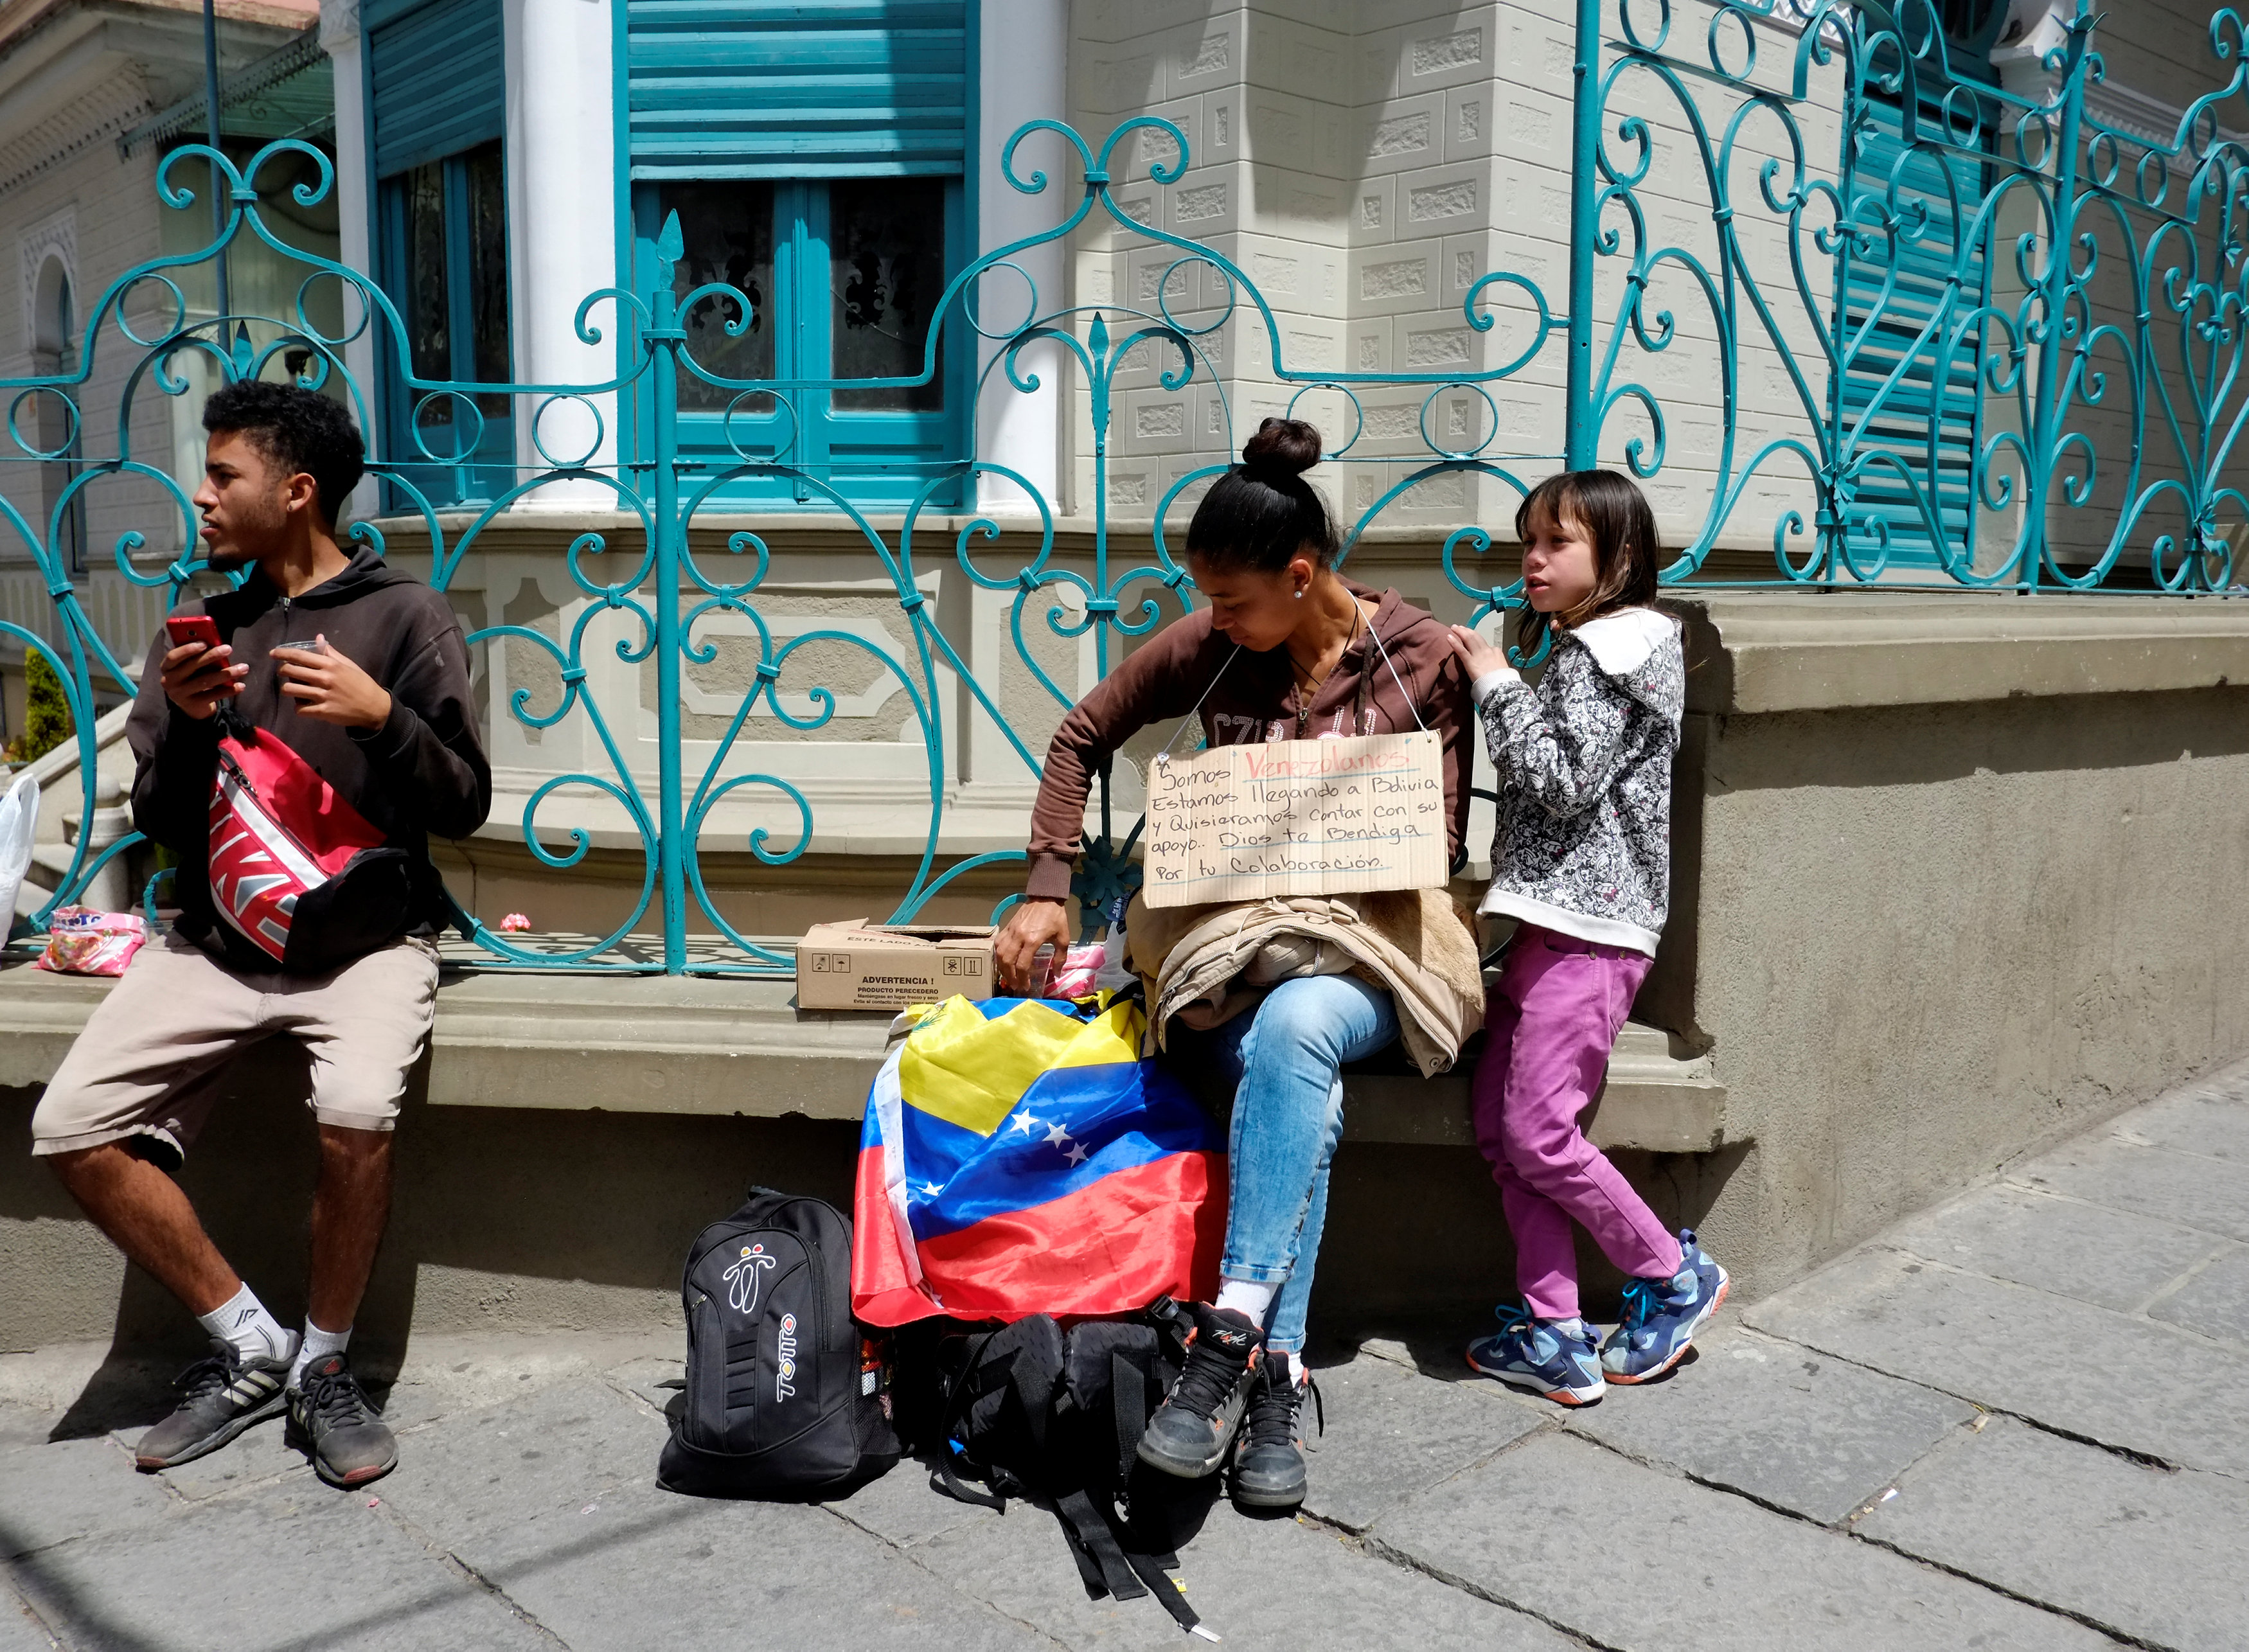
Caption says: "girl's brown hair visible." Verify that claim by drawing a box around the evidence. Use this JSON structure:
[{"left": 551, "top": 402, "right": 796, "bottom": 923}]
[{"left": 1513, "top": 468, "right": 1661, "bottom": 650}]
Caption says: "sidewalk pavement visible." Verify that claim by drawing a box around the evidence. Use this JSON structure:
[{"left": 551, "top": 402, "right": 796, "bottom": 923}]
[{"left": 4, "top": 1059, "right": 2245, "bottom": 1652}]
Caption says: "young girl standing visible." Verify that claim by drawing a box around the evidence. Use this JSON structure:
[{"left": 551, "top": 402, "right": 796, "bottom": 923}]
[{"left": 1447, "top": 469, "right": 1726, "bottom": 1406}]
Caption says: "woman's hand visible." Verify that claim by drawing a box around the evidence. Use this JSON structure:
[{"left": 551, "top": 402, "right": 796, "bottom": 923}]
[
  {"left": 1447, "top": 624, "right": 1515, "bottom": 684},
  {"left": 994, "top": 896, "right": 1072, "bottom": 993}
]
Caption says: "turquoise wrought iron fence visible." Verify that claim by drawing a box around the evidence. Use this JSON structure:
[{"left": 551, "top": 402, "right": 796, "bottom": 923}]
[{"left": 1, "top": 0, "right": 2243, "bottom": 970}]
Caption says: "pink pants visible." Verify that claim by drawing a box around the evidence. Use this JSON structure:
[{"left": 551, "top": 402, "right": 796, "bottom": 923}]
[{"left": 1471, "top": 925, "right": 1683, "bottom": 1320}]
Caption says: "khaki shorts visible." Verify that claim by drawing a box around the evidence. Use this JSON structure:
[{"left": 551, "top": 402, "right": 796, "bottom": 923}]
[{"left": 30, "top": 932, "right": 440, "bottom": 1160}]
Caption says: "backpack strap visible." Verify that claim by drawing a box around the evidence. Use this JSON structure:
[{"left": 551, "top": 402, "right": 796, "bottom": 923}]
[
  {"left": 1111, "top": 1346, "right": 1155, "bottom": 1486},
  {"left": 1052, "top": 1489, "right": 1148, "bottom": 1603},
  {"left": 1119, "top": 1543, "right": 1209, "bottom": 1638}
]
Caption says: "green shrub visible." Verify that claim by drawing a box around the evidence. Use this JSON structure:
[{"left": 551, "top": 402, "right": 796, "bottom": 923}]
[{"left": 8, "top": 650, "right": 73, "bottom": 765}]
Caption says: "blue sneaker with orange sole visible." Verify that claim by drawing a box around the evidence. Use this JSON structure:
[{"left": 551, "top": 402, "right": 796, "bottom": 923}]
[
  {"left": 1466, "top": 1305, "right": 1605, "bottom": 1406},
  {"left": 1601, "top": 1229, "right": 1729, "bottom": 1383}
]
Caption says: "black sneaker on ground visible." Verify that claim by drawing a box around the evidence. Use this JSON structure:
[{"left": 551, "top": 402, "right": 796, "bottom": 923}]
[
  {"left": 287, "top": 1353, "right": 398, "bottom": 1489},
  {"left": 1230, "top": 1358, "right": 1320, "bottom": 1511},
  {"left": 134, "top": 1338, "right": 298, "bottom": 1472},
  {"left": 1136, "top": 1301, "right": 1264, "bottom": 1480}
]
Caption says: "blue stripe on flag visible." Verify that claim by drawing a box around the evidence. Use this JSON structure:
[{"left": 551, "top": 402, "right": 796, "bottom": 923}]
[{"left": 896, "top": 1060, "right": 1216, "bottom": 1241}]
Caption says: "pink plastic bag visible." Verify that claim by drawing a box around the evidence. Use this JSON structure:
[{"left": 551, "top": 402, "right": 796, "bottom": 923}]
[{"left": 35, "top": 907, "right": 148, "bottom": 977}]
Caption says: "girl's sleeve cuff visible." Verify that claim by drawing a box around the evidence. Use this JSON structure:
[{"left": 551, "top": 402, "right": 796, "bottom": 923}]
[{"left": 1470, "top": 668, "right": 1523, "bottom": 705}]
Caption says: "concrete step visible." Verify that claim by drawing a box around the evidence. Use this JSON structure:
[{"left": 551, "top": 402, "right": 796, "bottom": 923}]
[{"left": 0, "top": 950, "right": 1734, "bottom": 1154}]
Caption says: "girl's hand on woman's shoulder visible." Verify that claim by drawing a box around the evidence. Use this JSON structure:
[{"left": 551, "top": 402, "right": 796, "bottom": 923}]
[{"left": 1447, "top": 625, "right": 1515, "bottom": 684}]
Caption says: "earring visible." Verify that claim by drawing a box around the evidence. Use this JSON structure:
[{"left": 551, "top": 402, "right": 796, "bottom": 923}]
[{"left": 1293, "top": 588, "right": 1304, "bottom": 600}]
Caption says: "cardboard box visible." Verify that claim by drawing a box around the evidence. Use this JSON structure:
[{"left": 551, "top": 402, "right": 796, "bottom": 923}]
[{"left": 794, "top": 919, "right": 997, "bottom": 1011}]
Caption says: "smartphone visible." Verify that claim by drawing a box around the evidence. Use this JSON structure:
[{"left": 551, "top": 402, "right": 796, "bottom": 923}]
[{"left": 163, "top": 614, "right": 222, "bottom": 652}]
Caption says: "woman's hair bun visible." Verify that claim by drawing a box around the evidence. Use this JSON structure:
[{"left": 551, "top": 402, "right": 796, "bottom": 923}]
[{"left": 1241, "top": 416, "right": 1321, "bottom": 480}]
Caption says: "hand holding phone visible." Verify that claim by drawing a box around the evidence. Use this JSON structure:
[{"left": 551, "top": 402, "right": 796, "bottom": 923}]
[{"left": 159, "top": 613, "right": 242, "bottom": 720}]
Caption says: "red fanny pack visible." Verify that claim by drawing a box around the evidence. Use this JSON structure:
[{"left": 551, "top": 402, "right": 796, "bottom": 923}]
[{"left": 208, "top": 719, "right": 416, "bottom": 973}]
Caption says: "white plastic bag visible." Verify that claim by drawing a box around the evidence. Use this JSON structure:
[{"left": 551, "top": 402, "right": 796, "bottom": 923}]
[{"left": 0, "top": 770, "right": 39, "bottom": 934}]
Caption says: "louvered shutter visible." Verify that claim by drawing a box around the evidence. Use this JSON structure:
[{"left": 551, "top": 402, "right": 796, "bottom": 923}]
[
  {"left": 626, "top": 0, "right": 968, "bottom": 180},
  {"left": 368, "top": 0, "right": 505, "bottom": 178},
  {"left": 1838, "top": 97, "right": 1993, "bottom": 569}
]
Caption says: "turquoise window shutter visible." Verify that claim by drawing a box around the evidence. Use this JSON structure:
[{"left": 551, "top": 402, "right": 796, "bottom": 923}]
[
  {"left": 368, "top": 0, "right": 506, "bottom": 178},
  {"left": 627, "top": 0, "right": 968, "bottom": 179},
  {"left": 1838, "top": 96, "right": 1995, "bottom": 573}
]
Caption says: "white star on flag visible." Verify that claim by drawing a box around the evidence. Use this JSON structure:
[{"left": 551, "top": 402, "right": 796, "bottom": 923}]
[
  {"left": 1063, "top": 1142, "right": 1090, "bottom": 1166},
  {"left": 1008, "top": 1112, "right": 1038, "bottom": 1137},
  {"left": 1044, "top": 1122, "right": 1071, "bottom": 1148},
  {"left": 918, "top": 1181, "right": 945, "bottom": 1197}
]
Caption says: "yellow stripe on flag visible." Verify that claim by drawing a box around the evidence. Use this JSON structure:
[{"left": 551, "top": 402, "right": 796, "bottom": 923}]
[{"left": 900, "top": 996, "right": 1143, "bottom": 1137}]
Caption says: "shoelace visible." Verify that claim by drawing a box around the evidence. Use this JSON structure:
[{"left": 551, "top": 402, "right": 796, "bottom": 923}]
[
  {"left": 299, "top": 1364, "right": 373, "bottom": 1431},
  {"left": 1165, "top": 1335, "right": 1256, "bottom": 1422},
  {"left": 172, "top": 1351, "right": 240, "bottom": 1405},
  {"left": 1240, "top": 1364, "right": 1324, "bottom": 1451}
]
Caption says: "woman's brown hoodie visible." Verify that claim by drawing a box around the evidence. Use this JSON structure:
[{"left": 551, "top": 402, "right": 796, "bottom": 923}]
[{"left": 1026, "top": 580, "right": 1473, "bottom": 901}]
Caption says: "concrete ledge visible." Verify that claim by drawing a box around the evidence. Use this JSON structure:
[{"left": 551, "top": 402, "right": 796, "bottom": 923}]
[
  {"left": 0, "top": 960, "right": 1734, "bottom": 1153},
  {"left": 1676, "top": 593, "right": 2249, "bottom": 713}
]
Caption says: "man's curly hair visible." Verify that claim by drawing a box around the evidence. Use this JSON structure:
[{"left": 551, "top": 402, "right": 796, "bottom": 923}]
[{"left": 202, "top": 380, "right": 366, "bottom": 530}]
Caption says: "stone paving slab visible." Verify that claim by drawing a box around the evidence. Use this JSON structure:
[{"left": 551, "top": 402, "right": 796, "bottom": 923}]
[
  {"left": 1296, "top": 1349, "right": 1547, "bottom": 1532},
  {"left": 1861, "top": 1415, "right": 2246, "bottom": 1652},
  {"left": 1884, "top": 1182, "right": 2227, "bottom": 1313},
  {"left": 6, "top": 1480, "right": 555, "bottom": 1652},
  {"left": 2014, "top": 1135, "right": 2249, "bottom": 1245},
  {"left": 132, "top": 1417, "right": 316, "bottom": 1504},
  {"left": 1561, "top": 1322, "right": 1979, "bottom": 1525},
  {"left": 914, "top": 1491, "right": 1581, "bottom": 1651},
  {"left": 2110, "top": 1069, "right": 2249, "bottom": 1162},
  {"left": 0, "top": 1580, "right": 56, "bottom": 1651},
  {"left": 2148, "top": 1246, "right": 2249, "bottom": 1346},
  {"left": 0, "top": 1434, "right": 171, "bottom": 1561},
  {"left": 821, "top": 1452, "right": 1006, "bottom": 1550},
  {"left": 1369, "top": 1430, "right": 2118, "bottom": 1652},
  {"left": 1744, "top": 1247, "right": 2249, "bottom": 1478}
]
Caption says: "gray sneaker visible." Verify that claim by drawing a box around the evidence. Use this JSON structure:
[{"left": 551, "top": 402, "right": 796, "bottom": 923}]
[
  {"left": 135, "top": 1338, "right": 299, "bottom": 1471},
  {"left": 1136, "top": 1302, "right": 1263, "bottom": 1480},
  {"left": 288, "top": 1353, "right": 397, "bottom": 1489}
]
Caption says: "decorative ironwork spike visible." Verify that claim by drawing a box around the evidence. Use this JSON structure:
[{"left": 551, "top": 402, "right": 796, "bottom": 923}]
[
  {"left": 656, "top": 211, "right": 684, "bottom": 277},
  {"left": 1088, "top": 311, "right": 1109, "bottom": 360}
]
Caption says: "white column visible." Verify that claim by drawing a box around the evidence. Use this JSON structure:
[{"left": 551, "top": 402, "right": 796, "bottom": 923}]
[
  {"left": 319, "top": 0, "right": 380, "bottom": 524},
  {"left": 975, "top": 0, "right": 1067, "bottom": 518},
  {"left": 504, "top": 0, "right": 618, "bottom": 503}
]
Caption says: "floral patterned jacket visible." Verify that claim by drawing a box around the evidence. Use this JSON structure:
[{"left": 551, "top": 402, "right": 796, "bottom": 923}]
[{"left": 1470, "top": 607, "right": 1684, "bottom": 956}]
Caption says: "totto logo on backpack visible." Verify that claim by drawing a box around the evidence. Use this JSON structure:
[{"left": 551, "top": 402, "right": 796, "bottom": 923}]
[
  {"left": 206, "top": 708, "right": 417, "bottom": 973},
  {"left": 659, "top": 1189, "right": 900, "bottom": 1498}
]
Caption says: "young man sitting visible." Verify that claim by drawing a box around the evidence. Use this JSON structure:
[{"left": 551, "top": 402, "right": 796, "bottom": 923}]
[{"left": 29, "top": 380, "right": 490, "bottom": 1487}]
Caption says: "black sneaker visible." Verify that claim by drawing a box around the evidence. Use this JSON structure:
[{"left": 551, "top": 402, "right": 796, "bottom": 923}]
[
  {"left": 1231, "top": 1358, "right": 1320, "bottom": 1511},
  {"left": 134, "top": 1338, "right": 298, "bottom": 1471},
  {"left": 1136, "top": 1302, "right": 1263, "bottom": 1480},
  {"left": 287, "top": 1353, "right": 398, "bottom": 1489}
]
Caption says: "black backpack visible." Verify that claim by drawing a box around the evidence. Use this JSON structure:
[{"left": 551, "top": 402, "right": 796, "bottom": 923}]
[
  {"left": 658, "top": 1189, "right": 900, "bottom": 1498},
  {"left": 909, "top": 1302, "right": 1217, "bottom": 1639}
]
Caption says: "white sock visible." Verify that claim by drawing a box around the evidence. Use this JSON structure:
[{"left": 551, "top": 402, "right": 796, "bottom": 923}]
[
  {"left": 290, "top": 1320, "right": 352, "bottom": 1390},
  {"left": 1549, "top": 1316, "right": 1589, "bottom": 1341},
  {"left": 1214, "top": 1277, "right": 1278, "bottom": 1326},
  {"left": 195, "top": 1284, "right": 293, "bottom": 1367}
]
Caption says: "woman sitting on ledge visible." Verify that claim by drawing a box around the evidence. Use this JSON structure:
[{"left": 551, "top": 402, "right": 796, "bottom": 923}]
[{"left": 993, "top": 417, "right": 1479, "bottom": 1513}]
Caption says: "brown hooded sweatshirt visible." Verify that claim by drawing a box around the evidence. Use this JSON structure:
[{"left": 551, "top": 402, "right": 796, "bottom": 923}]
[
  {"left": 1026, "top": 580, "right": 1473, "bottom": 901},
  {"left": 127, "top": 545, "right": 492, "bottom": 970}
]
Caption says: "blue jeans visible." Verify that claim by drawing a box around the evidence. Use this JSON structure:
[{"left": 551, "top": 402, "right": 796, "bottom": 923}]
[{"left": 1171, "top": 974, "right": 1400, "bottom": 1354}]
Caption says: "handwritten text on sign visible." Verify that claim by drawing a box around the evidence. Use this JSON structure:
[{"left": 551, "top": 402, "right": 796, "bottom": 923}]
[{"left": 1142, "top": 731, "right": 1446, "bottom": 907}]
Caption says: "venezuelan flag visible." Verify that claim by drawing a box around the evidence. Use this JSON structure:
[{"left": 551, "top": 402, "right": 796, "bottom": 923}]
[{"left": 850, "top": 993, "right": 1225, "bottom": 1326}]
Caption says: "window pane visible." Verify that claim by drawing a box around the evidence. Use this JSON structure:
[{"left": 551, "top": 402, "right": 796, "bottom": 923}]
[
  {"left": 660, "top": 181, "right": 776, "bottom": 414},
  {"left": 403, "top": 163, "right": 450, "bottom": 424},
  {"left": 829, "top": 179, "right": 944, "bottom": 413},
  {"left": 461, "top": 141, "right": 512, "bottom": 416}
]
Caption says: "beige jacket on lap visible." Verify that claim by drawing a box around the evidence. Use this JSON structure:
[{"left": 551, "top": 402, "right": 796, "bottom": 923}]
[{"left": 1125, "top": 888, "right": 1486, "bottom": 1078}]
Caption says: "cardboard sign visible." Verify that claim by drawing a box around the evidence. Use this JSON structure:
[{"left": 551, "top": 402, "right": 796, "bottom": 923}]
[
  {"left": 1142, "top": 731, "right": 1446, "bottom": 907},
  {"left": 796, "top": 920, "right": 996, "bottom": 1010}
]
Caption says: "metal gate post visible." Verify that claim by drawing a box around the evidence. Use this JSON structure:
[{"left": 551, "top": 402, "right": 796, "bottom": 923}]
[
  {"left": 1563, "top": 0, "right": 1603, "bottom": 472},
  {"left": 2025, "top": 4, "right": 2094, "bottom": 593},
  {"left": 650, "top": 217, "right": 688, "bottom": 973}
]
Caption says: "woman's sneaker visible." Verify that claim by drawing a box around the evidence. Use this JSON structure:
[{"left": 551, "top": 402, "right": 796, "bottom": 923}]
[
  {"left": 287, "top": 1353, "right": 398, "bottom": 1489},
  {"left": 1466, "top": 1307, "right": 1605, "bottom": 1406},
  {"left": 1601, "top": 1229, "right": 1730, "bottom": 1384},
  {"left": 134, "top": 1337, "right": 299, "bottom": 1471},
  {"left": 1230, "top": 1358, "right": 1320, "bottom": 1511},
  {"left": 1137, "top": 1302, "right": 1264, "bottom": 1479}
]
